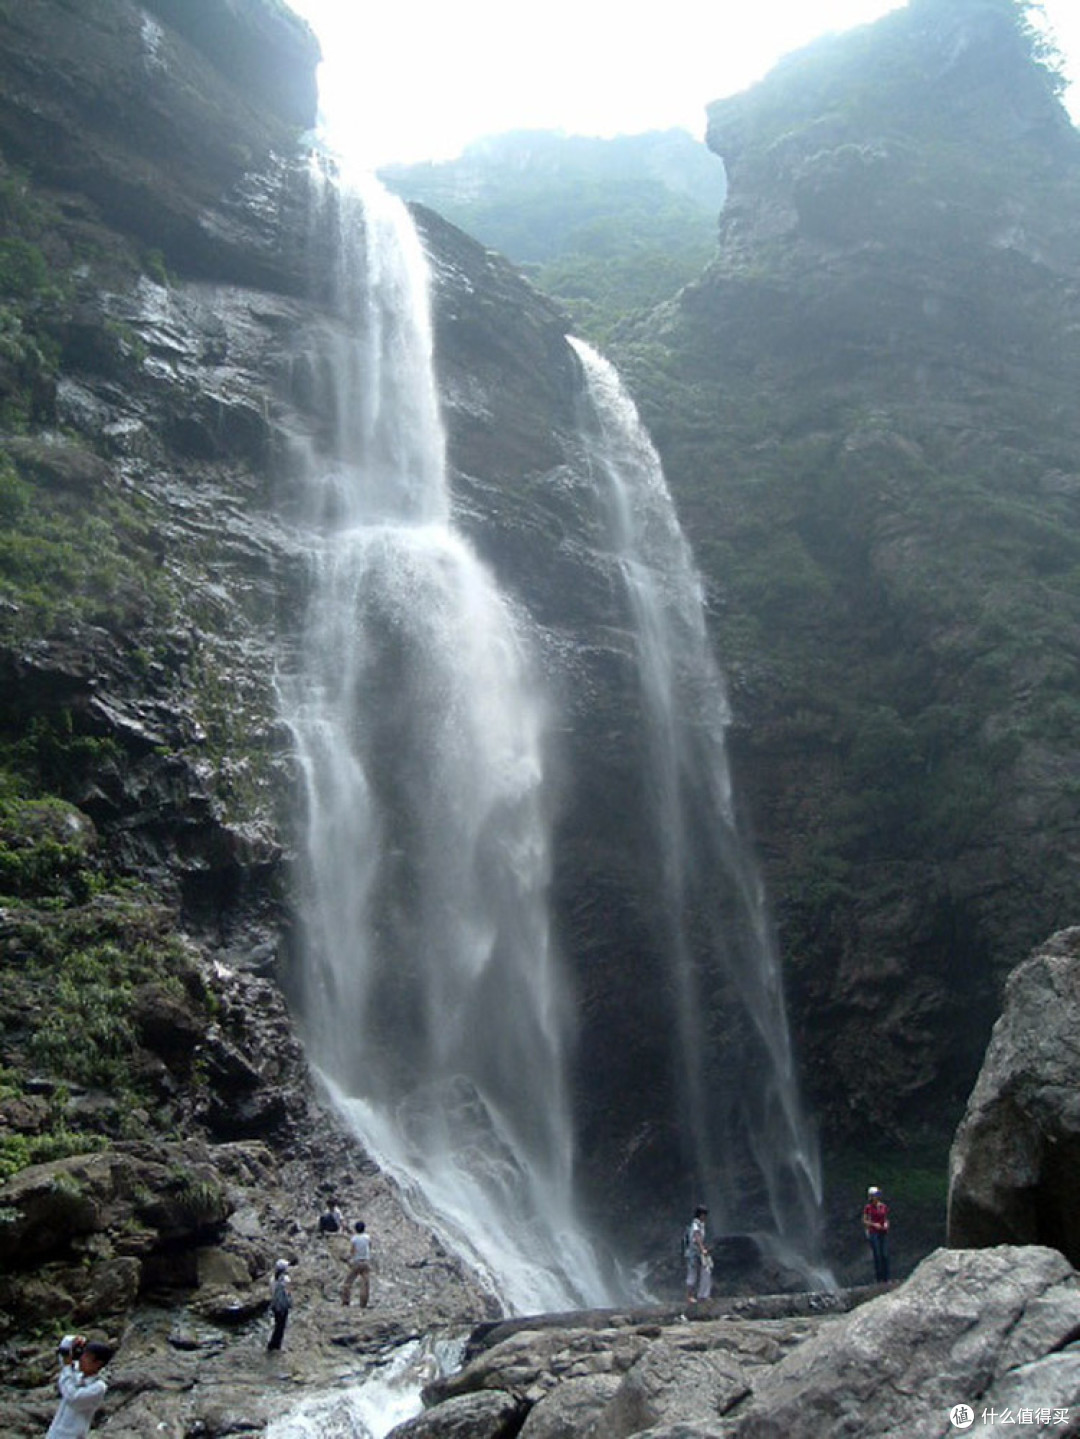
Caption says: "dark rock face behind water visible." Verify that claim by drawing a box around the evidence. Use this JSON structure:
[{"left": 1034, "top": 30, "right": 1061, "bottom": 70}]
[{"left": 613, "top": 0, "right": 1080, "bottom": 1226}]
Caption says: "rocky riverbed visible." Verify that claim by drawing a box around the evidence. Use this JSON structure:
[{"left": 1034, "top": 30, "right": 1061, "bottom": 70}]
[
  {"left": 388, "top": 1247, "right": 1080, "bottom": 1438},
  {"left": 5, "top": 929, "right": 1080, "bottom": 1435},
  {"left": 0, "top": 953, "right": 494, "bottom": 1437}
]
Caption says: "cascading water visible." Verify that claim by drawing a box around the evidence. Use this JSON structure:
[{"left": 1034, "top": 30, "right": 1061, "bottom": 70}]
[
  {"left": 280, "top": 165, "right": 613, "bottom": 1314},
  {"left": 267, "top": 1336, "right": 463, "bottom": 1439},
  {"left": 569, "top": 338, "right": 825, "bottom": 1275}
]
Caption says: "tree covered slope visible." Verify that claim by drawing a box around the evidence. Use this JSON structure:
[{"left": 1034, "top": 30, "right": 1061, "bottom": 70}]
[{"left": 381, "top": 127, "right": 727, "bottom": 340}]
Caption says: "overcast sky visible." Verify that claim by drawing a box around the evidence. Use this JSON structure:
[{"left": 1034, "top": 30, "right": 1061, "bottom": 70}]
[{"left": 287, "top": 0, "right": 1080, "bottom": 169}]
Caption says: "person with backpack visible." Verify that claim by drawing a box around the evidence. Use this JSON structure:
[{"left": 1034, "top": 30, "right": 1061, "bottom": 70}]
[
  {"left": 683, "top": 1205, "right": 712, "bottom": 1303},
  {"left": 267, "top": 1259, "right": 292, "bottom": 1351}
]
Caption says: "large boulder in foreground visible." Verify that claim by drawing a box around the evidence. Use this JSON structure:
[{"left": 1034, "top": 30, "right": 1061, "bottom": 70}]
[
  {"left": 718, "top": 1246, "right": 1080, "bottom": 1436},
  {"left": 947, "top": 928, "right": 1080, "bottom": 1265},
  {"left": 402, "top": 1248, "right": 1080, "bottom": 1437}
]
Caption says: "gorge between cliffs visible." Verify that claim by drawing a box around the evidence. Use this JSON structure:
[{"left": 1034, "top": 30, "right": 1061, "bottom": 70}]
[{"left": 2, "top": 0, "right": 1080, "bottom": 1434}]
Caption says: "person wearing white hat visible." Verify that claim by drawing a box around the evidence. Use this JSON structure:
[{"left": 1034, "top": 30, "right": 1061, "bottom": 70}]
[{"left": 862, "top": 1186, "right": 890, "bottom": 1282}]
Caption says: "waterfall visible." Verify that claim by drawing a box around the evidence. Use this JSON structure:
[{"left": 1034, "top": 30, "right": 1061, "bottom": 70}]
[
  {"left": 569, "top": 339, "right": 825, "bottom": 1274},
  {"left": 280, "top": 167, "right": 612, "bottom": 1314}
]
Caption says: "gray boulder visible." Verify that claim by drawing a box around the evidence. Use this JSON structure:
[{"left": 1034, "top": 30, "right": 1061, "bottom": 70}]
[
  {"left": 427, "top": 1324, "right": 651, "bottom": 1406},
  {"left": 387, "top": 1389, "right": 525, "bottom": 1438},
  {"left": 717, "top": 1245, "right": 1080, "bottom": 1436},
  {"left": 409, "top": 1252, "right": 1080, "bottom": 1438},
  {"left": 518, "top": 1373, "right": 622, "bottom": 1437},
  {"left": 597, "top": 1340, "right": 751, "bottom": 1436},
  {"left": 634, "top": 1428, "right": 728, "bottom": 1439},
  {"left": 948, "top": 928, "right": 1080, "bottom": 1265}
]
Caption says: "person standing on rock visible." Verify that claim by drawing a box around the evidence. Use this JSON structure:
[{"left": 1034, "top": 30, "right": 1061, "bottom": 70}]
[
  {"left": 862, "top": 1185, "right": 891, "bottom": 1282},
  {"left": 684, "top": 1205, "right": 712, "bottom": 1303},
  {"left": 318, "top": 1198, "right": 344, "bottom": 1234},
  {"left": 267, "top": 1259, "right": 292, "bottom": 1352},
  {"left": 47, "top": 1335, "right": 115, "bottom": 1438},
  {"left": 342, "top": 1219, "right": 372, "bottom": 1307}
]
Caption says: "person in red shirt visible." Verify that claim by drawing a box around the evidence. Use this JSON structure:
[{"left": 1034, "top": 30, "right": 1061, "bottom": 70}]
[{"left": 862, "top": 1185, "right": 890, "bottom": 1282}]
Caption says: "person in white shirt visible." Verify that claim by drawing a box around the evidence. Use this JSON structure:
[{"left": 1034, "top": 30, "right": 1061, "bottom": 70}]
[
  {"left": 684, "top": 1205, "right": 713, "bottom": 1304},
  {"left": 341, "top": 1220, "right": 371, "bottom": 1307},
  {"left": 46, "top": 1336, "right": 114, "bottom": 1438}
]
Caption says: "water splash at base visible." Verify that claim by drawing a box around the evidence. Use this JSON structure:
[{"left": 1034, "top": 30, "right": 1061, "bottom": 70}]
[{"left": 266, "top": 1335, "right": 463, "bottom": 1439}]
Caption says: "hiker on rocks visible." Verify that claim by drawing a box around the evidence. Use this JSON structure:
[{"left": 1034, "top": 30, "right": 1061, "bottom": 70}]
[
  {"left": 684, "top": 1205, "right": 713, "bottom": 1303},
  {"left": 862, "top": 1185, "right": 891, "bottom": 1282},
  {"left": 342, "top": 1219, "right": 371, "bottom": 1307},
  {"left": 267, "top": 1258, "right": 292, "bottom": 1352},
  {"left": 318, "top": 1198, "right": 344, "bottom": 1234},
  {"left": 47, "top": 1335, "right": 115, "bottom": 1438}
]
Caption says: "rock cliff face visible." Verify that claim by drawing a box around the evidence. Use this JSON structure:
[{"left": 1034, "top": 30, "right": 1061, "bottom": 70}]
[
  {"left": 616, "top": 0, "right": 1080, "bottom": 1192},
  {"left": 0, "top": 0, "right": 754, "bottom": 1395},
  {"left": 0, "top": 2, "right": 532, "bottom": 1425},
  {"left": 5, "top": 10, "right": 1080, "bottom": 1413},
  {"left": 1, "top": 0, "right": 842, "bottom": 1323},
  {"left": 0, "top": 0, "right": 318, "bottom": 289}
]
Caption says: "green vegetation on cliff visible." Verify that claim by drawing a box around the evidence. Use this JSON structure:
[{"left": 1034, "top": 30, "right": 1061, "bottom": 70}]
[
  {"left": 0, "top": 136, "right": 282, "bottom": 1187},
  {"left": 608, "top": 0, "right": 1080, "bottom": 1143},
  {"left": 381, "top": 128, "right": 726, "bottom": 342},
  {"left": 0, "top": 764, "right": 214, "bottom": 1179},
  {"left": 0, "top": 447, "right": 176, "bottom": 639}
]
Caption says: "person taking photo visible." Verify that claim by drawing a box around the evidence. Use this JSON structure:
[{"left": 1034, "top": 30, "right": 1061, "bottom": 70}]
[{"left": 47, "top": 1334, "right": 115, "bottom": 1438}]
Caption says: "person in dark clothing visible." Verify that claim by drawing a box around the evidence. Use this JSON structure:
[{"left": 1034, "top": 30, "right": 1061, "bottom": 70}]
[
  {"left": 862, "top": 1186, "right": 890, "bottom": 1282},
  {"left": 267, "top": 1259, "right": 292, "bottom": 1351},
  {"left": 318, "top": 1200, "right": 344, "bottom": 1234}
]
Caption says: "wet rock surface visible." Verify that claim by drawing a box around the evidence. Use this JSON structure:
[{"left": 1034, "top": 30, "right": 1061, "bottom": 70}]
[
  {"left": 0, "top": 0, "right": 318, "bottom": 288},
  {"left": 1, "top": 1031, "right": 493, "bottom": 1437}
]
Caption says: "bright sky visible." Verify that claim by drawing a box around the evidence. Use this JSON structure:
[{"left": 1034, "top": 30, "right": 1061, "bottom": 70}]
[{"left": 288, "top": 0, "right": 1080, "bottom": 169}]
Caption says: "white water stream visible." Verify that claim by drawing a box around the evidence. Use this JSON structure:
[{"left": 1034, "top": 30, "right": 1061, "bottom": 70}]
[
  {"left": 266, "top": 1336, "right": 462, "bottom": 1439},
  {"left": 570, "top": 339, "right": 825, "bottom": 1270},
  {"left": 280, "top": 156, "right": 825, "bottom": 1342},
  {"left": 280, "top": 167, "right": 613, "bottom": 1315}
]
